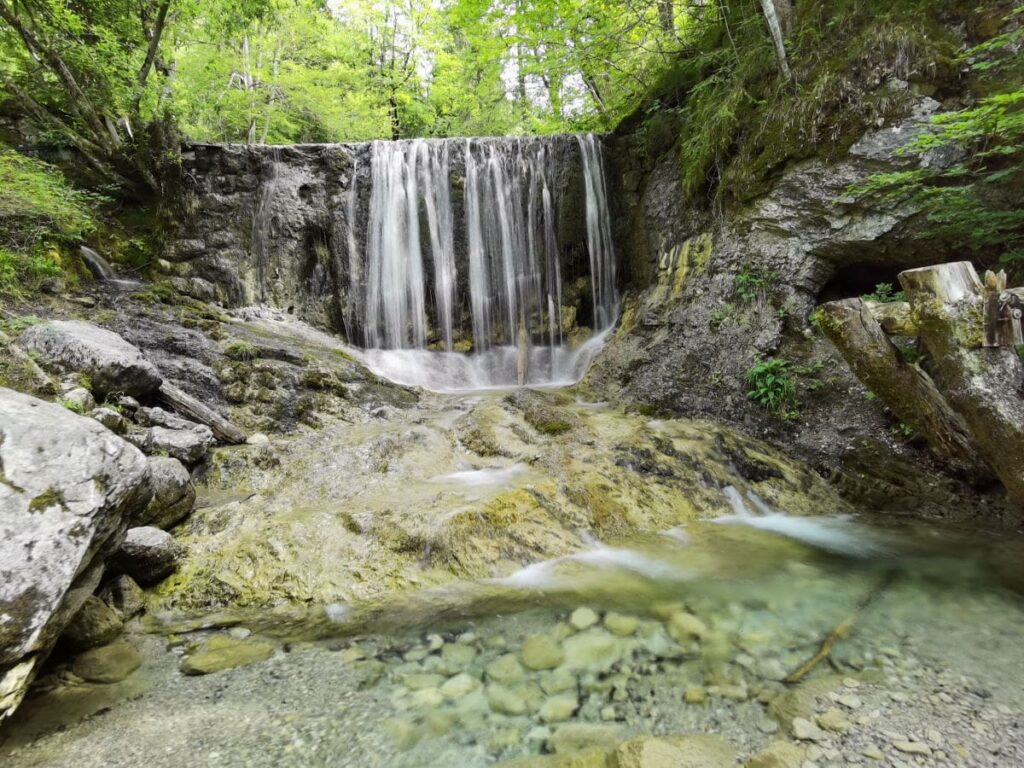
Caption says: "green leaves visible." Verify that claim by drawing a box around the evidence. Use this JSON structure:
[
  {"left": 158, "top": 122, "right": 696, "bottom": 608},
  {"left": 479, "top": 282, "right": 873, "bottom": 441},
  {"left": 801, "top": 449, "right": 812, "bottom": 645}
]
[{"left": 745, "top": 357, "right": 796, "bottom": 413}]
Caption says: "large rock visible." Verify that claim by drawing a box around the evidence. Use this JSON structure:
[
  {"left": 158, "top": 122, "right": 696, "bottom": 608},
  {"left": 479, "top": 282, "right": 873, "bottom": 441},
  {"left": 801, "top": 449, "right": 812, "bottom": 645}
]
[
  {"left": 137, "top": 456, "right": 195, "bottom": 529},
  {"left": 127, "top": 424, "right": 214, "bottom": 465},
  {"left": 0, "top": 388, "right": 151, "bottom": 720},
  {"left": 60, "top": 595, "right": 123, "bottom": 651},
  {"left": 113, "top": 527, "right": 184, "bottom": 586},
  {"left": 610, "top": 735, "right": 737, "bottom": 768},
  {"left": 20, "top": 320, "right": 162, "bottom": 397}
]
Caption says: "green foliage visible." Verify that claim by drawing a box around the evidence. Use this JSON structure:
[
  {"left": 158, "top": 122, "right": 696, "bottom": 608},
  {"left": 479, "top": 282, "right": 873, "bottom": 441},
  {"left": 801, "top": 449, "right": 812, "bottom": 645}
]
[
  {"left": 224, "top": 339, "right": 259, "bottom": 362},
  {"left": 745, "top": 357, "right": 796, "bottom": 412},
  {"left": 735, "top": 266, "right": 775, "bottom": 302},
  {"left": 852, "top": 5, "right": 1024, "bottom": 263},
  {"left": 58, "top": 397, "right": 87, "bottom": 415},
  {"left": 0, "top": 151, "right": 101, "bottom": 297},
  {"left": 862, "top": 283, "right": 906, "bottom": 303}
]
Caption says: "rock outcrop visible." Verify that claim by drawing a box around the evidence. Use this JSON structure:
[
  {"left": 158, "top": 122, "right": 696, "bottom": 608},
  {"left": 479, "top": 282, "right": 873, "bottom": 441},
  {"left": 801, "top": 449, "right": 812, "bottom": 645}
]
[
  {"left": 20, "top": 320, "right": 162, "bottom": 397},
  {"left": 0, "top": 388, "right": 151, "bottom": 720}
]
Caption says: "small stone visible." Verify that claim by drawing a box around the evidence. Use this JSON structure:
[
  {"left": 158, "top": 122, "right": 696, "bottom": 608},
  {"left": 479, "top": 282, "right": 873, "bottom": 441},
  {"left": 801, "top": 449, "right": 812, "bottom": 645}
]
[
  {"left": 792, "top": 717, "right": 826, "bottom": 742},
  {"left": 746, "top": 740, "right": 806, "bottom": 768},
  {"left": 684, "top": 685, "right": 707, "bottom": 704},
  {"left": 384, "top": 718, "right": 421, "bottom": 751},
  {"left": 486, "top": 684, "right": 528, "bottom": 715},
  {"left": 892, "top": 741, "right": 931, "bottom": 756},
  {"left": 862, "top": 744, "right": 884, "bottom": 761},
  {"left": 411, "top": 688, "right": 444, "bottom": 708},
  {"left": 440, "top": 672, "right": 480, "bottom": 699},
  {"left": 403, "top": 673, "right": 446, "bottom": 691},
  {"left": 560, "top": 628, "right": 622, "bottom": 672},
  {"left": 757, "top": 720, "right": 780, "bottom": 735},
  {"left": 842, "top": 677, "right": 860, "bottom": 689},
  {"left": 228, "top": 627, "right": 251, "bottom": 640},
  {"left": 521, "top": 634, "right": 564, "bottom": 670},
  {"left": 426, "top": 634, "right": 444, "bottom": 651},
  {"left": 181, "top": 635, "right": 274, "bottom": 675},
  {"left": 539, "top": 669, "right": 576, "bottom": 695},
  {"left": 62, "top": 387, "right": 96, "bottom": 412},
  {"left": 539, "top": 693, "right": 578, "bottom": 723},
  {"left": 600, "top": 705, "right": 617, "bottom": 721},
  {"left": 441, "top": 642, "right": 477, "bottom": 668},
  {"left": 246, "top": 432, "right": 270, "bottom": 445},
  {"left": 486, "top": 727, "right": 522, "bottom": 754},
  {"left": 816, "top": 707, "right": 851, "bottom": 733},
  {"left": 486, "top": 653, "right": 526, "bottom": 684},
  {"left": 604, "top": 612, "right": 640, "bottom": 636},
  {"left": 837, "top": 693, "right": 862, "bottom": 709},
  {"left": 548, "top": 723, "right": 623, "bottom": 754},
  {"left": 113, "top": 526, "right": 184, "bottom": 586},
  {"left": 70, "top": 640, "right": 142, "bottom": 683},
  {"left": 612, "top": 735, "right": 737, "bottom": 768},
  {"left": 666, "top": 610, "right": 708, "bottom": 642},
  {"left": 569, "top": 607, "right": 599, "bottom": 630}
]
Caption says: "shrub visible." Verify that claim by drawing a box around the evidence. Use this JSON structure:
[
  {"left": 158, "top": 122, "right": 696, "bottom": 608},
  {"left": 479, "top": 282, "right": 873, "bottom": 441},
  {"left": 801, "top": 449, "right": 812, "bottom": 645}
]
[
  {"left": 862, "top": 282, "right": 906, "bottom": 303},
  {"left": 224, "top": 339, "right": 259, "bottom": 361},
  {"left": 745, "top": 357, "right": 796, "bottom": 412}
]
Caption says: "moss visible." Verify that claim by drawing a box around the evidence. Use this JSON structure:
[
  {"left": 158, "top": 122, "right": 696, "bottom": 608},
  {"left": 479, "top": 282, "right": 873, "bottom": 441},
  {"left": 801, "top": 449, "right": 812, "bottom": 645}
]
[{"left": 28, "top": 487, "right": 65, "bottom": 513}]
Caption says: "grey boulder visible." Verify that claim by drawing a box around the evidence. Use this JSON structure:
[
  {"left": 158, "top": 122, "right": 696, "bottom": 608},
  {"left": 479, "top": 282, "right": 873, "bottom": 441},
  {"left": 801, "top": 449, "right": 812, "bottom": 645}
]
[
  {"left": 0, "top": 388, "right": 151, "bottom": 720},
  {"left": 127, "top": 407, "right": 215, "bottom": 464},
  {"left": 137, "top": 456, "right": 196, "bottom": 529},
  {"left": 113, "top": 526, "right": 184, "bottom": 586},
  {"left": 21, "top": 320, "right": 162, "bottom": 396}
]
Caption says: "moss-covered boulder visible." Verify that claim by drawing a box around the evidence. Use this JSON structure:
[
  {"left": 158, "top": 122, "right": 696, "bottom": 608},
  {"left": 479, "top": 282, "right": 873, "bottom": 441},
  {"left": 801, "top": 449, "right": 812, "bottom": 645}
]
[{"left": 180, "top": 635, "right": 275, "bottom": 675}]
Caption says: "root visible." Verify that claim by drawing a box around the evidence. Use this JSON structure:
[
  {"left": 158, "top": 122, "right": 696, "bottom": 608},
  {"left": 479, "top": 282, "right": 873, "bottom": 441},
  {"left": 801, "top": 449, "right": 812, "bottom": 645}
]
[{"left": 784, "top": 570, "right": 896, "bottom": 685}]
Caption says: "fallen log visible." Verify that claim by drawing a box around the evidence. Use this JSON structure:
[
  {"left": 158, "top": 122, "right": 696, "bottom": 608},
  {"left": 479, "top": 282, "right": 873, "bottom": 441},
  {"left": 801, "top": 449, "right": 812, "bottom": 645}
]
[
  {"left": 816, "top": 298, "right": 988, "bottom": 478},
  {"left": 158, "top": 381, "right": 246, "bottom": 445},
  {"left": 899, "top": 262, "right": 1024, "bottom": 504}
]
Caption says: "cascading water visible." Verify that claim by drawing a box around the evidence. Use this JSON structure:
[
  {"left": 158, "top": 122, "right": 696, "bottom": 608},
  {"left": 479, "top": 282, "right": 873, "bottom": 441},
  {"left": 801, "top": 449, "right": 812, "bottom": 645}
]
[
  {"left": 356, "top": 134, "right": 619, "bottom": 391},
  {"left": 251, "top": 147, "right": 282, "bottom": 302}
]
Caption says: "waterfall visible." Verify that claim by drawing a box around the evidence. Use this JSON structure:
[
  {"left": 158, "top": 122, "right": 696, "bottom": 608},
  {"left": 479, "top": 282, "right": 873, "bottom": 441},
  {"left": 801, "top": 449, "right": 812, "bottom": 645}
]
[
  {"left": 251, "top": 147, "right": 282, "bottom": 302},
  {"left": 79, "top": 246, "right": 113, "bottom": 280},
  {"left": 352, "top": 133, "right": 618, "bottom": 390},
  {"left": 577, "top": 134, "right": 618, "bottom": 330}
]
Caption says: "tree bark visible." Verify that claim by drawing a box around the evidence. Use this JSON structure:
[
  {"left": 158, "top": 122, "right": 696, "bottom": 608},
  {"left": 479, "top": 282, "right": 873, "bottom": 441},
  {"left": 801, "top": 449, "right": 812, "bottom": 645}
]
[
  {"left": 817, "top": 298, "right": 989, "bottom": 479},
  {"left": 158, "top": 382, "right": 247, "bottom": 445},
  {"left": 899, "top": 262, "right": 1024, "bottom": 504},
  {"left": 758, "top": 0, "right": 793, "bottom": 81}
]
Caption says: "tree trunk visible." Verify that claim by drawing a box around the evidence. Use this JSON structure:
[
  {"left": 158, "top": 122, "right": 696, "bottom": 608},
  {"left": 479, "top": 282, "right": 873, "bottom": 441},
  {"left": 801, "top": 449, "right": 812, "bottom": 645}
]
[
  {"left": 658, "top": 1, "right": 675, "bottom": 34},
  {"left": 899, "top": 262, "right": 1024, "bottom": 504},
  {"left": 158, "top": 382, "right": 247, "bottom": 445},
  {"left": 758, "top": 0, "right": 793, "bottom": 81},
  {"left": 817, "top": 298, "right": 989, "bottom": 479}
]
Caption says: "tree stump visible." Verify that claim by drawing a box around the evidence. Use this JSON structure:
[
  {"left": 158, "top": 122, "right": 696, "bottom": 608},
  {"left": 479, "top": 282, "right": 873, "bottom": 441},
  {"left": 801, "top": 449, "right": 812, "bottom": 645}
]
[
  {"left": 899, "top": 262, "right": 1024, "bottom": 504},
  {"left": 816, "top": 298, "right": 987, "bottom": 478}
]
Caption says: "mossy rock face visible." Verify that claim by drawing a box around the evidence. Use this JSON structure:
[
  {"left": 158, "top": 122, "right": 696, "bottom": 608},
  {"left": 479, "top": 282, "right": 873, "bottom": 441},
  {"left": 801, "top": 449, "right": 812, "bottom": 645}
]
[
  {"left": 180, "top": 634, "right": 275, "bottom": 675},
  {"left": 70, "top": 640, "right": 143, "bottom": 684}
]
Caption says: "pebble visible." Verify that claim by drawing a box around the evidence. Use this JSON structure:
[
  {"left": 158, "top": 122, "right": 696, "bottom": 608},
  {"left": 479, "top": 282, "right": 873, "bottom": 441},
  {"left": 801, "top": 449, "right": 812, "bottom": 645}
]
[
  {"left": 892, "top": 740, "right": 932, "bottom": 756},
  {"left": 816, "top": 707, "right": 851, "bottom": 733},
  {"left": 521, "top": 634, "right": 565, "bottom": 670},
  {"left": 486, "top": 653, "right": 526, "bottom": 684},
  {"left": 604, "top": 612, "right": 640, "bottom": 636},
  {"left": 862, "top": 744, "right": 884, "bottom": 761},
  {"left": 837, "top": 693, "right": 862, "bottom": 709},
  {"left": 792, "top": 717, "right": 826, "bottom": 742},
  {"left": 440, "top": 673, "right": 480, "bottom": 699},
  {"left": 666, "top": 610, "right": 708, "bottom": 642},
  {"left": 842, "top": 678, "right": 861, "bottom": 689},
  {"left": 570, "top": 607, "right": 599, "bottom": 630},
  {"left": 486, "top": 684, "right": 528, "bottom": 715},
  {"left": 539, "top": 693, "right": 578, "bottom": 723},
  {"left": 684, "top": 686, "right": 707, "bottom": 704},
  {"left": 539, "top": 668, "right": 576, "bottom": 695}
]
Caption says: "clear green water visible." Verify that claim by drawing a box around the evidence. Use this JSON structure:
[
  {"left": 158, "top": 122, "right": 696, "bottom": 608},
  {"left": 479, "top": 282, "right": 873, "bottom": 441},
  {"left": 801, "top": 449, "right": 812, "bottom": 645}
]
[{"left": 4, "top": 517, "right": 1024, "bottom": 767}]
